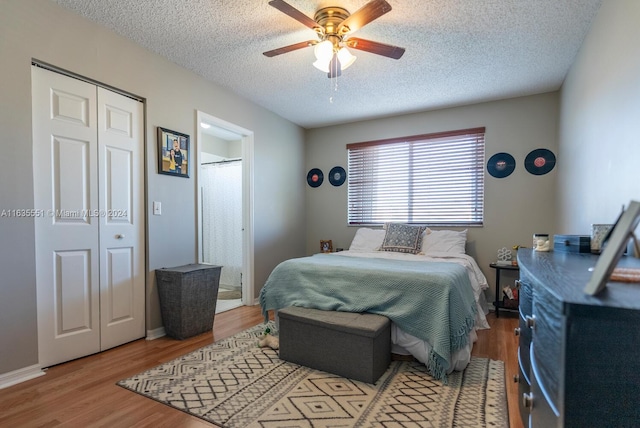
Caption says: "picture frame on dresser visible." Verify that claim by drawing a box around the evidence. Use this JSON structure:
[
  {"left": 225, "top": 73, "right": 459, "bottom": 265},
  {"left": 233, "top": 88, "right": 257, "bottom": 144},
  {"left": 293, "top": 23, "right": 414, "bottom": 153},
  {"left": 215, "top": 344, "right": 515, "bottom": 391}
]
[{"left": 584, "top": 200, "right": 640, "bottom": 295}]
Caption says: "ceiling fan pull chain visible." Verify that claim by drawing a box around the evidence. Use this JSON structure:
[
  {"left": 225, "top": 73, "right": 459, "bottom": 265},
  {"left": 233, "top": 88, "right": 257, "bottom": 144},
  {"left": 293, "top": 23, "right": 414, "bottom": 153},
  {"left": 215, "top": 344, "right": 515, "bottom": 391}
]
[
  {"left": 329, "top": 55, "right": 340, "bottom": 103},
  {"left": 330, "top": 75, "right": 338, "bottom": 103}
]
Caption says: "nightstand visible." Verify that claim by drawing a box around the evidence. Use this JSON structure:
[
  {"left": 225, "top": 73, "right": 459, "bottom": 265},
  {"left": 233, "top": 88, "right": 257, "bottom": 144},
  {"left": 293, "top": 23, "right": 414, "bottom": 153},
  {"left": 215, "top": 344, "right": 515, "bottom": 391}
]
[{"left": 489, "top": 262, "right": 519, "bottom": 317}]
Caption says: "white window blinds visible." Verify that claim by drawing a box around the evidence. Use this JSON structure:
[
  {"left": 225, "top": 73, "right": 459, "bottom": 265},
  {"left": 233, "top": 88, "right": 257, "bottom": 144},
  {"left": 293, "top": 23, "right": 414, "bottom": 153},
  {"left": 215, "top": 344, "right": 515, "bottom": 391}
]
[{"left": 347, "top": 127, "right": 485, "bottom": 226}]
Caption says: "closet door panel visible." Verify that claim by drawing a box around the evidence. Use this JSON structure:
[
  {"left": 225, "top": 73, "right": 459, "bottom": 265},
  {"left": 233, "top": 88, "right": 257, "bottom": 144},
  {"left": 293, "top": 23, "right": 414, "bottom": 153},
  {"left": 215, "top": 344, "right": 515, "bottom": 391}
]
[
  {"left": 32, "top": 66, "right": 100, "bottom": 367},
  {"left": 97, "top": 87, "right": 145, "bottom": 351}
]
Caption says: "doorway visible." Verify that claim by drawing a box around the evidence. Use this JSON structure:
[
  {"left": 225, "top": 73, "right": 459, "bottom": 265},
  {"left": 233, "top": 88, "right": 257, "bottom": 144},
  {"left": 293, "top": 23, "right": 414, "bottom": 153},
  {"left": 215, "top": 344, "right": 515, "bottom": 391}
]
[{"left": 196, "top": 112, "right": 254, "bottom": 312}]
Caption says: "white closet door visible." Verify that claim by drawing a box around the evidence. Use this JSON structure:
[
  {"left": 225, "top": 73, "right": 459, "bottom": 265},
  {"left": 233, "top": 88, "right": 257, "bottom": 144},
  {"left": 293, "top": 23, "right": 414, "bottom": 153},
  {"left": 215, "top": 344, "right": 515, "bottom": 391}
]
[
  {"left": 32, "top": 66, "right": 101, "bottom": 367},
  {"left": 97, "top": 87, "right": 145, "bottom": 350},
  {"left": 32, "top": 67, "right": 145, "bottom": 367}
]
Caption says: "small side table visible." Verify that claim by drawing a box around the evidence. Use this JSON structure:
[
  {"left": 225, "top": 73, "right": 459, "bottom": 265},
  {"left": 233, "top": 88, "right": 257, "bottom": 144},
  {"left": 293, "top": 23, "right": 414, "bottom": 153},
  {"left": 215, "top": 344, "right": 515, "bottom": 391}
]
[{"left": 489, "top": 262, "right": 520, "bottom": 317}]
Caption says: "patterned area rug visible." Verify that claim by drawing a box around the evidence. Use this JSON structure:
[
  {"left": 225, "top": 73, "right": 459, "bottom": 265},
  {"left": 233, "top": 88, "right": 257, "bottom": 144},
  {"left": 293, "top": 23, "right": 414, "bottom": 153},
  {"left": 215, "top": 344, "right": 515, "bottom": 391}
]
[{"left": 118, "top": 323, "right": 508, "bottom": 427}]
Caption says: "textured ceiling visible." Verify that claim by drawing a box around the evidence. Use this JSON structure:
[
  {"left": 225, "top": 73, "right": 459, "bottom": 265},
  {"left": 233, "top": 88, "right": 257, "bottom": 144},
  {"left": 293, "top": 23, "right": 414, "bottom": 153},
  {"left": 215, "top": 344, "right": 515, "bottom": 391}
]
[{"left": 52, "top": 0, "right": 602, "bottom": 129}]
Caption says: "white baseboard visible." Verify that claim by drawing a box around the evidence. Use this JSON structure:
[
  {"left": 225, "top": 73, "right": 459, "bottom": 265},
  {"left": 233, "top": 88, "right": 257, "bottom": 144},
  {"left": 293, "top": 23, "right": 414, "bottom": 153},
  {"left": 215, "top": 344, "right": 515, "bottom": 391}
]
[
  {"left": 0, "top": 364, "right": 45, "bottom": 390},
  {"left": 146, "top": 326, "right": 166, "bottom": 340}
]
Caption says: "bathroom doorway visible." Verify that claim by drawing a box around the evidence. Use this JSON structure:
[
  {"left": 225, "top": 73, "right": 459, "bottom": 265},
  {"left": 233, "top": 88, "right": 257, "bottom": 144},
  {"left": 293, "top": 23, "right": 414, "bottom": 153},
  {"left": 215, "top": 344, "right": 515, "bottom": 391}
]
[{"left": 197, "top": 111, "right": 254, "bottom": 313}]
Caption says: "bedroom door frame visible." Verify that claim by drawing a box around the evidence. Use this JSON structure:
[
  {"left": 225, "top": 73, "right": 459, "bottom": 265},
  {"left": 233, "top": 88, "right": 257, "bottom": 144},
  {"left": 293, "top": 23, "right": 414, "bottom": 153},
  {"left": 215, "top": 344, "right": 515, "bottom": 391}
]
[{"left": 196, "top": 110, "right": 255, "bottom": 306}]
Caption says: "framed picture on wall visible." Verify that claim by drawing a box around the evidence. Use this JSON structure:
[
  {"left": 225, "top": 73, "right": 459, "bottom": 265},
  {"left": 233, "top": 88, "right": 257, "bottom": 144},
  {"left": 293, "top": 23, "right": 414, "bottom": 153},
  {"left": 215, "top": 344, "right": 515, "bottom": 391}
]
[{"left": 157, "top": 127, "right": 190, "bottom": 178}]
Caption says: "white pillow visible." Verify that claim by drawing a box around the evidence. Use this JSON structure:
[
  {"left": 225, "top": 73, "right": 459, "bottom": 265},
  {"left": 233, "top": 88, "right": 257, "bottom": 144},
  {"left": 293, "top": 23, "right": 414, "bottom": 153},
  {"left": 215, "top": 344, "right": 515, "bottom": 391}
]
[
  {"left": 422, "top": 228, "right": 467, "bottom": 254},
  {"left": 348, "top": 228, "right": 386, "bottom": 252}
]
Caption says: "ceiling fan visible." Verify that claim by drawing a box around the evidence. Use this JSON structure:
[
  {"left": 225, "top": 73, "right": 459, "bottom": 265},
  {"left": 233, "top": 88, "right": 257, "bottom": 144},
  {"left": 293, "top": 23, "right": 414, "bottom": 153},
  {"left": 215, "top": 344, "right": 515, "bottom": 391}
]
[{"left": 263, "top": 0, "right": 405, "bottom": 78}]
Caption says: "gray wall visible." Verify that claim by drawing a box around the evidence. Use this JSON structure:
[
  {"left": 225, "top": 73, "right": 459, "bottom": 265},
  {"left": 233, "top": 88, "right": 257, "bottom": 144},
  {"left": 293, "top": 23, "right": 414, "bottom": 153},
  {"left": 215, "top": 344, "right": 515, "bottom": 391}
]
[
  {"left": 201, "top": 133, "right": 242, "bottom": 159},
  {"left": 558, "top": 0, "right": 640, "bottom": 232},
  {"left": 305, "top": 92, "right": 560, "bottom": 301},
  {"left": 0, "top": 0, "right": 305, "bottom": 377}
]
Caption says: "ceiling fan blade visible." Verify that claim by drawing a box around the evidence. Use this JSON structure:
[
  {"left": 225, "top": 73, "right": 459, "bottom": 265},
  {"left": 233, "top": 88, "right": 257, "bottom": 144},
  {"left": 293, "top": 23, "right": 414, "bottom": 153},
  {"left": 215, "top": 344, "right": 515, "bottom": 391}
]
[
  {"left": 268, "top": 0, "right": 320, "bottom": 30},
  {"left": 337, "top": 0, "right": 392, "bottom": 35},
  {"left": 345, "top": 37, "right": 405, "bottom": 59},
  {"left": 263, "top": 40, "right": 316, "bottom": 57}
]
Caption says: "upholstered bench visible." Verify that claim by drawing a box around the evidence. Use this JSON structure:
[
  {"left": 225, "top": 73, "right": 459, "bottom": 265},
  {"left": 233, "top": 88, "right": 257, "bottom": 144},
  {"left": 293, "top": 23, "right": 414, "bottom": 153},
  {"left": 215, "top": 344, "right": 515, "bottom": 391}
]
[{"left": 278, "top": 306, "right": 391, "bottom": 384}]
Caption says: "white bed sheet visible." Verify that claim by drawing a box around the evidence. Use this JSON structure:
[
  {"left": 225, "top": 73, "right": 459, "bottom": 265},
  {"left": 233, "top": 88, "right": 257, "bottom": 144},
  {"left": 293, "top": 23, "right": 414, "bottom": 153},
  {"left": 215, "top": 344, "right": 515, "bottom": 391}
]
[{"left": 329, "top": 250, "right": 489, "bottom": 373}]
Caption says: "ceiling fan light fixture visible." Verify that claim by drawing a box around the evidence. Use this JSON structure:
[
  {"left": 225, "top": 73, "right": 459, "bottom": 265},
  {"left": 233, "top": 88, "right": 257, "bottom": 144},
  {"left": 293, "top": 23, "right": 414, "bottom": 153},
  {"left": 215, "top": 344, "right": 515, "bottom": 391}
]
[
  {"left": 313, "top": 58, "right": 330, "bottom": 73},
  {"left": 313, "top": 40, "right": 334, "bottom": 72},
  {"left": 314, "top": 40, "right": 334, "bottom": 62},
  {"left": 337, "top": 47, "right": 356, "bottom": 70},
  {"left": 313, "top": 41, "right": 356, "bottom": 74}
]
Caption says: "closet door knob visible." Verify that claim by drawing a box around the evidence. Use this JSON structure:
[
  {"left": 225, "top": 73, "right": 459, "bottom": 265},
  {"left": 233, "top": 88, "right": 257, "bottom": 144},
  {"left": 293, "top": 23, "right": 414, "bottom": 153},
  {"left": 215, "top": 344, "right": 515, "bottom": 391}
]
[
  {"left": 522, "top": 393, "right": 534, "bottom": 410},
  {"left": 525, "top": 315, "right": 536, "bottom": 328}
]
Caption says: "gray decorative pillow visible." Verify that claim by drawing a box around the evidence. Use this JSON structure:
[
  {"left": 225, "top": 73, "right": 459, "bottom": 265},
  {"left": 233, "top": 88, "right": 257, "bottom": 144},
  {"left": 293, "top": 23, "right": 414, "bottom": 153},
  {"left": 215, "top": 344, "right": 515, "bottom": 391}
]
[{"left": 381, "top": 223, "right": 426, "bottom": 254}]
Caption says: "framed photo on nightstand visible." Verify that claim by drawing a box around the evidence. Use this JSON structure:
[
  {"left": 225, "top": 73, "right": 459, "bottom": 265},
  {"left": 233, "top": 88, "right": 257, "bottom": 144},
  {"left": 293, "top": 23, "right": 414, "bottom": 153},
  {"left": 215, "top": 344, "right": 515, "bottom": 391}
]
[{"left": 320, "top": 240, "right": 333, "bottom": 253}]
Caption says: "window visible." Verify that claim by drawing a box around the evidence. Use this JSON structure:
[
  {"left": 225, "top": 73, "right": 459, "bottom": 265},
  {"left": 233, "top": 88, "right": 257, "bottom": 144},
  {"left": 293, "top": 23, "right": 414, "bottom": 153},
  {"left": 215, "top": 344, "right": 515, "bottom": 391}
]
[{"left": 347, "top": 127, "right": 485, "bottom": 226}]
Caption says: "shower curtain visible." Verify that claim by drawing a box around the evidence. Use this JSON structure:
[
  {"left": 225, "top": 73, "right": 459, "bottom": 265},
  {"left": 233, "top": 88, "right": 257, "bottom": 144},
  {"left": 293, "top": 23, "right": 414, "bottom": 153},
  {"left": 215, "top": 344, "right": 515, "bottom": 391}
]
[{"left": 201, "top": 161, "right": 243, "bottom": 290}]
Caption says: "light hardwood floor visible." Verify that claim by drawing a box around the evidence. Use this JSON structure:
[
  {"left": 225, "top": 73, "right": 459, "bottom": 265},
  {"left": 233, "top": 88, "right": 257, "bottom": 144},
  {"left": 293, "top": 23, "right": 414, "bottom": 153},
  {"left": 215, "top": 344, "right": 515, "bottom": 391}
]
[{"left": 0, "top": 306, "right": 521, "bottom": 428}]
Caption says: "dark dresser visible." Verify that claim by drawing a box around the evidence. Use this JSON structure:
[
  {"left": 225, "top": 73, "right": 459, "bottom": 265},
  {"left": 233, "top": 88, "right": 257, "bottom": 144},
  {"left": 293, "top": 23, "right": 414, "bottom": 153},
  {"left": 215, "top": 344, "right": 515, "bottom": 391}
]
[{"left": 516, "top": 249, "right": 640, "bottom": 428}]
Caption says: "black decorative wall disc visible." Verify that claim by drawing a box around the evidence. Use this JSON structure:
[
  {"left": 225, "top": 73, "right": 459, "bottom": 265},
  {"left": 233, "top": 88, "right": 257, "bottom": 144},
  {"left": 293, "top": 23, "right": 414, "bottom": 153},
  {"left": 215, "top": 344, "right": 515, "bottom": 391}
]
[
  {"left": 328, "top": 166, "right": 346, "bottom": 187},
  {"left": 307, "top": 168, "right": 324, "bottom": 187},
  {"left": 487, "top": 152, "right": 516, "bottom": 178},
  {"left": 525, "top": 149, "right": 556, "bottom": 175}
]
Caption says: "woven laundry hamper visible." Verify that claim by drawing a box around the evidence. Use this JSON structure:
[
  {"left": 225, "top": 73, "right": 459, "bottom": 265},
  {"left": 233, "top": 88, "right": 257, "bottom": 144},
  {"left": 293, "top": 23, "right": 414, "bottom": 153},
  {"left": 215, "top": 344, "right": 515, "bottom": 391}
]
[{"left": 156, "top": 264, "right": 222, "bottom": 339}]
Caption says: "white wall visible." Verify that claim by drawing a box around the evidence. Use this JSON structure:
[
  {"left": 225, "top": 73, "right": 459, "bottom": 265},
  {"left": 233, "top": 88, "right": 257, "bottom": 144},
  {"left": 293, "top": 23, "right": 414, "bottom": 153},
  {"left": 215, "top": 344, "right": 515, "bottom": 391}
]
[
  {"left": 558, "top": 0, "right": 640, "bottom": 231},
  {"left": 0, "top": 0, "right": 305, "bottom": 377},
  {"left": 305, "top": 93, "right": 560, "bottom": 302}
]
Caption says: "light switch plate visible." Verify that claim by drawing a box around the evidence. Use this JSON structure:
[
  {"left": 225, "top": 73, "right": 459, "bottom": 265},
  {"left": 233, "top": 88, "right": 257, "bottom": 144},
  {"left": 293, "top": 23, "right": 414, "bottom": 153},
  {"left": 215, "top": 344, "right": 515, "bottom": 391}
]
[{"left": 153, "top": 201, "right": 161, "bottom": 215}]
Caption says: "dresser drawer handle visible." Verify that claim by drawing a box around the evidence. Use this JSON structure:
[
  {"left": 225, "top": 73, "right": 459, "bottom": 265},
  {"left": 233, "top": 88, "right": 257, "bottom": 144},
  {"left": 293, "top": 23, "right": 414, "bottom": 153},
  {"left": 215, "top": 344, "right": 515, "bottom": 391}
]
[
  {"left": 514, "top": 327, "right": 521, "bottom": 336},
  {"left": 525, "top": 315, "right": 536, "bottom": 328},
  {"left": 522, "top": 392, "right": 534, "bottom": 410},
  {"left": 513, "top": 375, "right": 520, "bottom": 383}
]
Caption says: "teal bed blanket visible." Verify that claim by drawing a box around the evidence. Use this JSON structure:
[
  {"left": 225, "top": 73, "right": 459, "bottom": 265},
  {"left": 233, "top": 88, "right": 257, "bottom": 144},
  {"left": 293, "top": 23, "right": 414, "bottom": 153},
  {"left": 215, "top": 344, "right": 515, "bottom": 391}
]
[{"left": 259, "top": 253, "right": 477, "bottom": 381}]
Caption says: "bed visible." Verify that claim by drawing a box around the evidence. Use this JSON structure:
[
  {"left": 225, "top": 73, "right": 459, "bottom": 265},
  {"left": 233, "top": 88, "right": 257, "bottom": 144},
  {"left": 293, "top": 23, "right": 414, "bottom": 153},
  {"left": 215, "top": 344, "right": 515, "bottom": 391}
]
[{"left": 259, "top": 225, "right": 489, "bottom": 381}]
